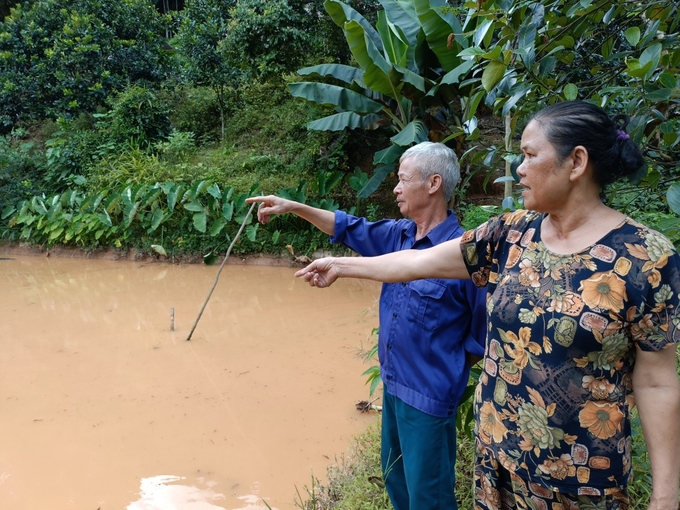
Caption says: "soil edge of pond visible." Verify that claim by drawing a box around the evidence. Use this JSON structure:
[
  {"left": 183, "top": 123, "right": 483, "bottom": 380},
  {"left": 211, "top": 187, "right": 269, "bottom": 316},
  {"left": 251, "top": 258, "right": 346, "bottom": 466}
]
[{"left": 0, "top": 241, "right": 335, "bottom": 267}]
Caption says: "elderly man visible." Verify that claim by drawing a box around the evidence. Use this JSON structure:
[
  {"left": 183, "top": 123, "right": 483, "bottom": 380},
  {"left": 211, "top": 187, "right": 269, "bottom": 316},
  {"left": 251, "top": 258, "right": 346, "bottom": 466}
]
[{"left": 246, "top": 141, "right": 486, "bottom": 510}]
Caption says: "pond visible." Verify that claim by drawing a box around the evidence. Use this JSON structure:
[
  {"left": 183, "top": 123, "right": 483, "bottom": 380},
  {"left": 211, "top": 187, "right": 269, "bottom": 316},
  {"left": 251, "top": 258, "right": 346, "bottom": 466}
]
[{"left": 0, "top": 251, "right": 381, "bottom": 510}]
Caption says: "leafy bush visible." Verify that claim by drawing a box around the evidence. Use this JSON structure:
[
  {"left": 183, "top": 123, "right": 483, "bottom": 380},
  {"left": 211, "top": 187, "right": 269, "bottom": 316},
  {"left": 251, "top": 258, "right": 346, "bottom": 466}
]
[
  {"left": 460, "top": 204, "right": 499, "bottom": 230},
  {"left": 155, "top": 129, "right": 197, "bottom": 163},
  {"left": 0, "top": 0, "right": 170, "bottom": 131},
  {"left": 85, "top": 148, "right": 172, "bottom": 192},
  {"left": 0, "top": 132, "right": 46, "bottom": 233},
  {"left": 173, "top": 0, "right": 240, "bottom": 140},
  {"left": 42, "top": 117, "right": 103, "bottom": 190},
  {"left": 170, "top": 86, "right": 222, "bottom": 145},
  {"left": 223, "top": 81, "right": 332, "bottom": 176},
  {"left": 224, "top": 0, "right": 318, "bottom": 80},
  {"left": 100, "top": 85, "right": 173, "bottom": 149}
]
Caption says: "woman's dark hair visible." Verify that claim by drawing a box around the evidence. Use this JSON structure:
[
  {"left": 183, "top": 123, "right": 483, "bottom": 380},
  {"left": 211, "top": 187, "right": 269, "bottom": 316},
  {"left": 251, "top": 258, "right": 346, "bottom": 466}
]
[{"left": 530, "top": 101, "right": 646, "bottom": 188}]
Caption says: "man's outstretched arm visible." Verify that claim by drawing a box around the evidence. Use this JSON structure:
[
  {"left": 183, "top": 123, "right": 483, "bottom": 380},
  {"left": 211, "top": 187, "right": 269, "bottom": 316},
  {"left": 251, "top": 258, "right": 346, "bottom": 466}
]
[{"left": 246, "top": 195, "right": 335, "bottom": 235}]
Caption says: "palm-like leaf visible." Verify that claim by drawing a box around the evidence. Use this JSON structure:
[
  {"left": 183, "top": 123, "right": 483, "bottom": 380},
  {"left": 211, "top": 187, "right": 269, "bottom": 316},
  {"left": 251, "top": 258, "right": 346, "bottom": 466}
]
[
  {"left": 308, "top": 112, "right": 384, "bottom": 131},
  {"left": 288, "top": 82, "right": 383, "bottom": 113}
]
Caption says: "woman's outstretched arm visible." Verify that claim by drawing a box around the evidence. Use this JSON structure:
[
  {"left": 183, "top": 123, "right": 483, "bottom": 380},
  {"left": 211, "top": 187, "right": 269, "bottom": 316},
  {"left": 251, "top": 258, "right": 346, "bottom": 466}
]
[{"left": 294, "top": 237, "right": 469, "bottom": 287}]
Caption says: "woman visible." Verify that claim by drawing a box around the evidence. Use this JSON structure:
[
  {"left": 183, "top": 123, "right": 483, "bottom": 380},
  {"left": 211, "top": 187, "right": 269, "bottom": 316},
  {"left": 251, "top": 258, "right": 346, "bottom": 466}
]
[{"left": 296, "top": 101, "right": 680, "bottom": 509}]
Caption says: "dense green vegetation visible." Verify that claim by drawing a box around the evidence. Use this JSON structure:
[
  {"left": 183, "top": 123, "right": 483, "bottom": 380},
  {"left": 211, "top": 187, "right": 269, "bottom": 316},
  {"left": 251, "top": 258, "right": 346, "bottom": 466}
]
[
  {"left": 1, "top": 0, "right": 679, "bottom": 259},
  {"left": 0, "top": 1, "right": 678, "bottom": 508}
]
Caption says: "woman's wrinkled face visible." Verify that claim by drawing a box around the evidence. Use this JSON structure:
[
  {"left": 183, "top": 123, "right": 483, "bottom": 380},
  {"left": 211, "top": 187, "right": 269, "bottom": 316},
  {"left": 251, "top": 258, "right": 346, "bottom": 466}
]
[{"left": 516, "top": 120, "right": 572, "bottom": 212}]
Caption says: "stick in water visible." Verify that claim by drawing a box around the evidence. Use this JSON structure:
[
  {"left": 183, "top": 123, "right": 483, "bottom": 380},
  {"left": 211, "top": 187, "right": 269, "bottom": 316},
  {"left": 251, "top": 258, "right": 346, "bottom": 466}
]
[{"left": 186, "top": 202, "right": 257, "bottom": 341}]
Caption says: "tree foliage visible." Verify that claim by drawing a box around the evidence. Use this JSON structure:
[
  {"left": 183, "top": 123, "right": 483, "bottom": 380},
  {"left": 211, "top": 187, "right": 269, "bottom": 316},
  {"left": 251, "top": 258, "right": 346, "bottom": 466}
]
[
  {"left": 292, "top": 0, "right": 680, "bottom": 205},
  {"left": 461, "top": 0, "right": 678, "bottom": 143},
  {"left": 1, "top": 0, "right": 680, "bottom": 253},
  {"left": 461, "top": 0, "right": 680, "bottom": 231},
  {"left": 290, "top": 0, "right": 476, "bottom": 197},
  {"left": 0, "top": 0, "right": 170, "bottom": 132},
  {"left": 174, "top": 0, "right": 239, "bottom": 139},
  {"left": 223, "top": 0, "right": 319, "bottom": 80}
]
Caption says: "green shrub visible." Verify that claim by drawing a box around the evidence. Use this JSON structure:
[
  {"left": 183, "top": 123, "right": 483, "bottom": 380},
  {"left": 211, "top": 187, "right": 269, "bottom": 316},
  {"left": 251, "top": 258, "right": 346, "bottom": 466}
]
[
  {"left": 100, "top": 85, "right": 173, "bottom": 149},
  {"left": 170, "top": 86, "right": 222, "bottom": 145},
  {"left": 223, "top": 81, "right": 329, "bottom": 174},
  {"left": 460, "top": 204, "right": 499, "bottom": 230},
  {"left": 0, "top": 133, "right": 46, "bottom": 233},
  {"left": 43, "top": 118, "right": 103, "bottom": 191},
  {"left": 85, "top": 148, "right": 172, "bottom": 192},
  {"left": 155, "top": 129, "right": 197, "bottom": 163},
  {"left": 0, "top": 0, "right": 170, "bottom": 131}
]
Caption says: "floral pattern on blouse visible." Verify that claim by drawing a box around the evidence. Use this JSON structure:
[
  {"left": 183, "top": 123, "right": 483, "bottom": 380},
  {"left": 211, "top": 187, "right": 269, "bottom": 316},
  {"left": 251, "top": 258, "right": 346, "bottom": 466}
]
[{"left": 460, "top": 210, "right": 680, "bottom": 494}]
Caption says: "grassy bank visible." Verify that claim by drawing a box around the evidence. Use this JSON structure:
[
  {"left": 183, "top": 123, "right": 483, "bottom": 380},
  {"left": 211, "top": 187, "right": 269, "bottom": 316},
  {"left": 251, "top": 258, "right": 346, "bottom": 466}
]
[{"left": 293, "top": 415, "right": 476, "bottom": 510}]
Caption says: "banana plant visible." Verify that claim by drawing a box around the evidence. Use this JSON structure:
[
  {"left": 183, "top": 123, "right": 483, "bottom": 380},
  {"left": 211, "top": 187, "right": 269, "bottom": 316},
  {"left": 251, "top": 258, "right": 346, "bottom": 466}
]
[{"left": 289, "top": 0, "right": 475, "bottom": 197}]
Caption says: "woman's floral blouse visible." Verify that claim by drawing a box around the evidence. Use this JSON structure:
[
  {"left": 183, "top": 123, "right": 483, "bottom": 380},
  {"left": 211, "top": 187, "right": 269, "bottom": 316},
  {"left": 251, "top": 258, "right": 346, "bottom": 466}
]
[{"left": 459, "top": 210, "right": 680, "bottom": 494}]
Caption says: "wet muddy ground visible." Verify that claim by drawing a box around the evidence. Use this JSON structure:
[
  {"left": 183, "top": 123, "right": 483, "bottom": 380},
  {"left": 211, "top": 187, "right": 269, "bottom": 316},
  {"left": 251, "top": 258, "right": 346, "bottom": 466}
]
[{"left": 0, "top": 250, "right": 381, "bottom": 510}]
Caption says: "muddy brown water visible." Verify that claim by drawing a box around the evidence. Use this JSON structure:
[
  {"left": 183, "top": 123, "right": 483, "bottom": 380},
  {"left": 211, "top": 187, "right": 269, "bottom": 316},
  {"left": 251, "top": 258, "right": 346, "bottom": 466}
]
[{"left": 0, "top": 251, "right": 381, "bottom": 510}]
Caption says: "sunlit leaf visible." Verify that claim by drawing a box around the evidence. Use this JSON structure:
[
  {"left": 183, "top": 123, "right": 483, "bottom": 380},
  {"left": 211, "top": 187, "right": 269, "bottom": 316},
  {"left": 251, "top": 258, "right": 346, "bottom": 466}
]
[
  {"left": 624, "top": 58, "right": 653, "bottom": 78},
  {"left": 124, "top": 202, "right": 139, "bottom": 227},
  {"left": 635, "top": 42, "right": 661, "bottom": 79},
  {"left": 184, "top": 200, "right": 204, "bottom": 212},
  {"left": 625, "top": 27, "right": 640, "bottom": 47},
  {"left": 223, "top": 202, "right": 234, "bottom": 221},
  {"left": 193, "top": 212, "right": 207, "bottom": 233},
  {"left": 195, "top": 180, "right": 209, "bottom": 195},
  {"left": 151, "top": 244, "right": 167, "bottom": 257},
  {"left": 482, "top": 61, "right": 506, "bottom": 92},
  {"left": 473, "top": 19, "right": 494, "bottom": 47},
  {"left": 31, "top": 197, "right": 48, "bottom": 215},
  {"left": 207, "top": 183, "right": 221, "bottom": 199},
  {"left": 245, "top": 224, "right": 258, "bottom": 242},
  {"left": 48, "top": 227, "right": 64, "bottom": 240},
  {"left": 97, "top": 210, "right": 112, "bottom": 227},
  {"left": 149, "top": 209, "right": 165, "bottom": 232},
  {"left": 563, "top": 83, "right": 578, "bottom": 100},
  {"left": 209, "top": 218, "right": 226, "bottom": 236},
  {"left": 376, "top": 11, "right": 409, "bottom": 68},
  {"left": 167, "top": 184, "right": 181, "bottom": 211}
]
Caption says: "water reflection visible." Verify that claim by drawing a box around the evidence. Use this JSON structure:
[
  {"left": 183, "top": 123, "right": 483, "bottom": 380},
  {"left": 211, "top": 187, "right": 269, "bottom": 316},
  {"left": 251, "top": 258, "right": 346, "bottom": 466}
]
[
  {"left": 127, "top": 476, "right": 228, "bottom": 510},
  {"left": 0, "top": 253, "right": 380, "bottom": 509}
]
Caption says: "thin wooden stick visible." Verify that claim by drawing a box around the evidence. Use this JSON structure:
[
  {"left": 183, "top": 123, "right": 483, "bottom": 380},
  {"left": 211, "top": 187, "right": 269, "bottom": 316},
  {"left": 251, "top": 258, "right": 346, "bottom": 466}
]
[{"left": 186, "top": 202, "right": 257, "bottom": 341}]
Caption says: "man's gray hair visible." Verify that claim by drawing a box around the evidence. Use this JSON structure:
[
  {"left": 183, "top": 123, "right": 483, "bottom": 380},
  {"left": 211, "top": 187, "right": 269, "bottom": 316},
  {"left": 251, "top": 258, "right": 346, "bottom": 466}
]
[{"left": 399, "top": 141, "right": 460, "bottom": 201}]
